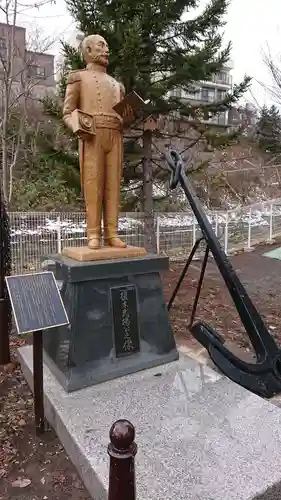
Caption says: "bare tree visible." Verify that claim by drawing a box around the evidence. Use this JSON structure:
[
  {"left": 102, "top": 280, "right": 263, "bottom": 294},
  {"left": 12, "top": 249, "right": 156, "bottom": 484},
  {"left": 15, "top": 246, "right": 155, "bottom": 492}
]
[
  {"left": 259, "top": 42, "right": 281, "bottom": 107},
  {"left": 0, "top": 0, "right": 56, "bottom": 205}
]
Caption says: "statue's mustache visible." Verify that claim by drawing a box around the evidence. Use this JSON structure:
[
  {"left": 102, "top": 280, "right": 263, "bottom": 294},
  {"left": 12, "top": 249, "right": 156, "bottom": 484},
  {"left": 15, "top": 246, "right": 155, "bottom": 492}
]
[{"left": 92, "top": 54, "right": 108, "bottom": 60}]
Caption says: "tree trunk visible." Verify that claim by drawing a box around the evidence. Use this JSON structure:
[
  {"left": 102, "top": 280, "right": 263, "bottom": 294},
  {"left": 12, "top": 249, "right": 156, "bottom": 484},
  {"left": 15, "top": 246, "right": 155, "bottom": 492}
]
[
  {"left": 0, "top": 192, "right": 11, "bottom": 365},
  {"left": 2, "top": 86, "right": 9, "bottom": 204},
  {"left": 142, "top": 129, "right": 156, "bottom": 252}
]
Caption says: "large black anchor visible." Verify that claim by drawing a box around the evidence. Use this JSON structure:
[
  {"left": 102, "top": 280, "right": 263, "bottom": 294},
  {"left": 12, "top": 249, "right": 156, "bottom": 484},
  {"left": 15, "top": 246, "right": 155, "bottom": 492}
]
[{"left": 164, "top": 149, "right": 281, "bottom": 398}]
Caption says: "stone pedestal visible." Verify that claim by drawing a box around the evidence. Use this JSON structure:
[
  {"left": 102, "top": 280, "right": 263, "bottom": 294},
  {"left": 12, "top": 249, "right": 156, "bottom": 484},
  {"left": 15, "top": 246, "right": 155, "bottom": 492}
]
[
  {"left": 42, "top": 253, "right": 178, "bottom": 392},
  {"left": 18, "top": 348, "right": 281, "bottom": 500}
]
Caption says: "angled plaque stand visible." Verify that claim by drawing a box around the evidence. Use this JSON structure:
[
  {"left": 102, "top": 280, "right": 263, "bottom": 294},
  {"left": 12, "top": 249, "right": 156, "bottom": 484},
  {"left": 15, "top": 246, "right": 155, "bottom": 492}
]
[{"left": 6, "top": 272, "right": 69, "bottom": 434}]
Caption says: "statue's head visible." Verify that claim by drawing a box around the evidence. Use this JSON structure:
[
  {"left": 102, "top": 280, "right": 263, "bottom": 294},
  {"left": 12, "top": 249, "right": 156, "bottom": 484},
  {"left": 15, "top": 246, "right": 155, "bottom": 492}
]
[{"left": 81, "top": 34, "right": 109, "bottom": 68}]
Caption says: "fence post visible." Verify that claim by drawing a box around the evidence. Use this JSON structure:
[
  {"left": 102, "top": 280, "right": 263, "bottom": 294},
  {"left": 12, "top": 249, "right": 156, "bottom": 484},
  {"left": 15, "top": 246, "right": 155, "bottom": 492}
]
[
  {"left": 215, "top": 213, "right": 218, "bottom": 237},
  {"left": 156, "top": 216, "right": 160, "bottom": 254},
  {"left": 224, "top": 211, "right": 228, "bottom": 255},
  {"left": 269, "top": 204, "right": 273, "bottom": 241},
  {"left": 247, "top": 207, "right": 252, "bottom": 249},
  {"left": 192, "top": 214, "right": 196, "bottom": 245},
  {"left": 19, "top": 234, "right": 24, "bottom": 274},
  {"left": 57, "top": 216, "right": 61, "bottom": 254},
  {"left": 108, "top": 419, "right": 137, "bottom": 500}
]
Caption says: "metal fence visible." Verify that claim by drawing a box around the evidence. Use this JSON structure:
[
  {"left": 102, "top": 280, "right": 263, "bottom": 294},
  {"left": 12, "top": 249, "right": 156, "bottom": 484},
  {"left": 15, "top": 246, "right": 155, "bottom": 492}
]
[{"left": 8, "top": 198, "right": 281, "bottom": 274}]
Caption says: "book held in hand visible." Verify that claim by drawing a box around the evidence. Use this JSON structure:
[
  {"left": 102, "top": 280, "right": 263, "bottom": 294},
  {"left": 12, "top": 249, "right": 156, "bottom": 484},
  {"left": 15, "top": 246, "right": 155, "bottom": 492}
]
[{"left": 113, "top": 91, "right": 149, "bottom": 126}]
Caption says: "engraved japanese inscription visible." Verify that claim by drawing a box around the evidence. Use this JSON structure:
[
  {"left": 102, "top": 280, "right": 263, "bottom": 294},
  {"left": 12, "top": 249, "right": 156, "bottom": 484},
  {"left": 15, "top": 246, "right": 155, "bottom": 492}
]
[{"left": 111, "top": 285, "right": 140, "bottom": 358}]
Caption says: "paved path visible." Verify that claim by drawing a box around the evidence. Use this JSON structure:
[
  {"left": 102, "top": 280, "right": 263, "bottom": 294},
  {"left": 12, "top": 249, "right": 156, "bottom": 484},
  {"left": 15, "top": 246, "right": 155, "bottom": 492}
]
[{"left": 191, "top": 242, "right": 281, "bottom": 308}]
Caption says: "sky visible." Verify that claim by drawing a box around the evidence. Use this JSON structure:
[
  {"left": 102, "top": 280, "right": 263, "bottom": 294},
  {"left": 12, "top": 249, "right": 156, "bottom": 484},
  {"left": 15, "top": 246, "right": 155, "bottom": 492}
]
[{"left": 1, "top": 0, "right": 281, "bottom": 108}]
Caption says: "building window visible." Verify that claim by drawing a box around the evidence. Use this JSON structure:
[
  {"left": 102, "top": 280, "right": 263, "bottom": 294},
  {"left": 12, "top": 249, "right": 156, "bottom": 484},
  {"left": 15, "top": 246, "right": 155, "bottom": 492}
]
[
  {"left": 218, "top": 112, "right": 227, "bottom": 125},
  {"left": 28, "top": 65, "right": 46, "bottom": 79},
  {"left": 201, "top": 88, "right": 215, "bottom": 102},
  {"left": 217, "top": 90, "right": 226, "bottom": 101},
  {"left": 216, "top": 72, "right": 229, "bottom": 84},
  {"left": 182, "top": 90, "right": 193, "bottom": 99},
  {"left": 171, "top": 87, "right": 182, "bottom": 99},
  {"left": 201, "top": 88, "right": 208, "bottom": 101},
  {"left": 0, "top": 38, "right": 7, "bottom": 50}
]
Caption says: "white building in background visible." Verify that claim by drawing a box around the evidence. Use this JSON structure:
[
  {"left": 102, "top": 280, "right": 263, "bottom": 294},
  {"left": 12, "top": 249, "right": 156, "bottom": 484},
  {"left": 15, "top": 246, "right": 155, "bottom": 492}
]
[
  {"left": 169, "top": 61, "right": 234, "bottom": 127},
  {"left": 0, "top": 22, "right": 55, "bottom": 99}
]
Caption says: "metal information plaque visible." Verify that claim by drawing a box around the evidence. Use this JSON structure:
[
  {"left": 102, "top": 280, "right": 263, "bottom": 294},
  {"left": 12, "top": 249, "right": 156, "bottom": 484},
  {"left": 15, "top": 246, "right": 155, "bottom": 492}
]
[
  {"left": 5, "top": 271, "right": 69, "bottom": 335},
  {"left": 111, "top": 285, "right": 140, "bottom": 358}
]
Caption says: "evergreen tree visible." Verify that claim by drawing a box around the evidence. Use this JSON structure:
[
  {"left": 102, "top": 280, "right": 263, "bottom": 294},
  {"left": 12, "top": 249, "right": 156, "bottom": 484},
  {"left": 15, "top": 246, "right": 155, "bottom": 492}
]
[
  {"left": 256, "top": 105, "right": 281, "bottom": 154},
  {"left": 44, "top": 0, "right": 250, "bottom": 251}
]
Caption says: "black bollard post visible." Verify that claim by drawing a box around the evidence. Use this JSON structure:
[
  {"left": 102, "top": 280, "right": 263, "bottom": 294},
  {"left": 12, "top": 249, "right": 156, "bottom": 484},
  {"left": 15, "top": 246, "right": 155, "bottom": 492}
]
[{"left": 107, "top": 419, "right": 137, "bottom": 500}]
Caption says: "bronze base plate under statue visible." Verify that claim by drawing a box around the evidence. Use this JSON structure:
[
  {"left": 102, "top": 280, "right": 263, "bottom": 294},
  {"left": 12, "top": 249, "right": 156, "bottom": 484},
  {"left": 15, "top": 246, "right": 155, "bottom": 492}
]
[{"left": 62, "top": 245, "right": 147, "bottom": 262}]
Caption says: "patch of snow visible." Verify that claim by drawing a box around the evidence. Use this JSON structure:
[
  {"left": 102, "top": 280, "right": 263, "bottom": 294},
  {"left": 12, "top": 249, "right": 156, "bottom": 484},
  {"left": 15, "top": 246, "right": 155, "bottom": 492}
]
[{"left": 8, "top": 198, "right": 281, "bottom": 239}]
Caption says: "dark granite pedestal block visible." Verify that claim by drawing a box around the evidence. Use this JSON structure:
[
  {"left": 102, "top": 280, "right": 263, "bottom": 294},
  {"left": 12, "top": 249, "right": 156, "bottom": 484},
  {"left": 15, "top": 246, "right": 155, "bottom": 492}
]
[{"left": 42, "top": 253, "right": 178, "bottom": 392}]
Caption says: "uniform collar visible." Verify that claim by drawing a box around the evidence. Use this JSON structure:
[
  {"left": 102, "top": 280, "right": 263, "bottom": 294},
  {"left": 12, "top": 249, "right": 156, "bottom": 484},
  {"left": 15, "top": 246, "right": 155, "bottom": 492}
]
[{"left": 86, "top": 63, "right": 107, "bottom": 73}]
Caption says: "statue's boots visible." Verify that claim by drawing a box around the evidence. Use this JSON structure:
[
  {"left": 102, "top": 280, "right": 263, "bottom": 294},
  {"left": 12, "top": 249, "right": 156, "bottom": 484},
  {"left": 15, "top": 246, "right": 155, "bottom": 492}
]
[
  {"left": 104, "top": 236, "right": 126, "bottom": 248},
  {"left": 103, "top": 187, "right": 126, "bottom": 248},
  {"left": 88, "top": 235, "right": 126, "bottom": 249},
  {"left": 88, "top": 236, "right": 100, "bottom": 249}
]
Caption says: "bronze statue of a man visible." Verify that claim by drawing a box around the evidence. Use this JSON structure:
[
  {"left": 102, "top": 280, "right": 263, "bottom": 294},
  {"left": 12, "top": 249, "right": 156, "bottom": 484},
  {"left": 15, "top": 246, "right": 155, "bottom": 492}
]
[{"left": 63, "top": 34, "right": 126, "bottom": 249}]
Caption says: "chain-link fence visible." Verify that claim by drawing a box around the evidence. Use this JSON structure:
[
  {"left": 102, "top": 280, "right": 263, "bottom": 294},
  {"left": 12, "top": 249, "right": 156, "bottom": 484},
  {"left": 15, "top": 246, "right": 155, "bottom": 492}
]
[{"left": 8, "top": 199, "right": 281, "bottom": 274}]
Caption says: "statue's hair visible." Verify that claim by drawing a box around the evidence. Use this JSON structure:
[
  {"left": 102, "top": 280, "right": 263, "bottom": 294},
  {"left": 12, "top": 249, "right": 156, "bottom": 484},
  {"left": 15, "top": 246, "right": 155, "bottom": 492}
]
[{"left": 81, "top": 34, "right": 107, "bottom": 63}]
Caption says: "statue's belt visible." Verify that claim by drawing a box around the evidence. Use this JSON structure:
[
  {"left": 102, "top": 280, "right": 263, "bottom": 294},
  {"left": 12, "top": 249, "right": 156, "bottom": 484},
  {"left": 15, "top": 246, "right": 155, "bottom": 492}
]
[{"left": 92, "top": 113, "right": 123, "bottom": 131}]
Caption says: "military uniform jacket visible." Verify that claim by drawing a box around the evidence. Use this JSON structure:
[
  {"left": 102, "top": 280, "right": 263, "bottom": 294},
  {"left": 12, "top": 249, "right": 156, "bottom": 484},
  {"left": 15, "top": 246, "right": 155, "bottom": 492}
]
[{"left": 63, "top": 67, "right": 125, "bottom": 131}]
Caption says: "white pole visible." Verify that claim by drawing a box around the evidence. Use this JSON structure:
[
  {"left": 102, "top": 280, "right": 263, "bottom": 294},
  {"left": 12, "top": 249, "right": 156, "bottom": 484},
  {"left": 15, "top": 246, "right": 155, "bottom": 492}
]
[
  {"left": 57, "top": 215, "right": 62, "bottom": 254},
  {"left": 19, "top": 234, "right": 24, "bottom": 274},
  {"left": 247, "top": 207, "right": 252, "bottom": 249},
  {"left": 192, "top": 214, "right": 196, "bottom": 245},
  {"left": 269, "top": 204, "right": 273, "bottom": 241},
  {"left": 215, "top": 213, "right": 218, "bottom": 236},
  {"left": 156, "top": 216, "right": 160, "bottom": 254},
  {"left": 224, "top": 211, "right": 228, "bottom": 254}
]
